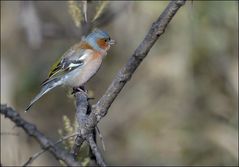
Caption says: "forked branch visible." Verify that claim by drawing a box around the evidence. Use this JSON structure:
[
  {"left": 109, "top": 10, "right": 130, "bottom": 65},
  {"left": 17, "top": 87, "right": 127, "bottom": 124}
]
[{"left": 0, "top": 105, "right": 81, "bottom": 166}]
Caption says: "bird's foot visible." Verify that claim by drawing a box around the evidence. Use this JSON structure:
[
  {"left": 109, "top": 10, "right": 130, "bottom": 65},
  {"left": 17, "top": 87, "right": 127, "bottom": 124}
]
[{"left": 72, "top": 86, "right": 88, "bottom": 95}]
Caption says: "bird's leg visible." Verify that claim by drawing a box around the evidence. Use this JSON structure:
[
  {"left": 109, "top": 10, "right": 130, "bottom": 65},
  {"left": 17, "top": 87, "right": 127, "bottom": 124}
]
[
  {"left": 72, "top": 86, "right": 88, "bottom": 95},
  {"left": 72, "top": 86, "right": 95, "bottom": 100},
  {"left": 71, "top": 88, "right": 77, "bottom": 94},
  {"left": 79, "top": 86, "right": 87, "bottom": 93}
]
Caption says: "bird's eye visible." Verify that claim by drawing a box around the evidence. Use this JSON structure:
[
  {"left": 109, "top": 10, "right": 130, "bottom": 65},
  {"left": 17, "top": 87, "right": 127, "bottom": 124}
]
[{"left": 104, "top": 39, "right": 107, "bottom": 42}]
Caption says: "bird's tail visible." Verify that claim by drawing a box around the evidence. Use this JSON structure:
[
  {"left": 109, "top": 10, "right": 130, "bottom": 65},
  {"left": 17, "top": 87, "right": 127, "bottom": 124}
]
[{"left": 25, "top": 77, "right": 62, "bottom": 112}]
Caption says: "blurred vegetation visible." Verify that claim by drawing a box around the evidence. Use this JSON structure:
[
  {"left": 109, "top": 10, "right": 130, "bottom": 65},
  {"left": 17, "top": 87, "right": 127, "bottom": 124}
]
[
  {"left": 58, "top": 115, "right": 90, "bottom": 166},
  {"left": 68, "top": 1, "right": 84, "bottom": 27},
  {"left": 1, "top": 1, "right": 238, "bottom": 166}
]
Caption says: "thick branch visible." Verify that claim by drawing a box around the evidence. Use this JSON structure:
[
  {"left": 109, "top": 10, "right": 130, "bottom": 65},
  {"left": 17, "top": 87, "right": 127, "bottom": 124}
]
[
  {"left": 91, "top": 0, "right": 186, "bottom": 121},
  {"left": 0, "top": 105, "right": 81, "bottom": 167},
  {"left": 71, "top": 90, "right": 88, "bottom": 159},
  {"left": 71, "top": 135, "right": 84, "bottom": 160},
  {"left": 72, "top": 90, "right": 98, "bottom": 165}
]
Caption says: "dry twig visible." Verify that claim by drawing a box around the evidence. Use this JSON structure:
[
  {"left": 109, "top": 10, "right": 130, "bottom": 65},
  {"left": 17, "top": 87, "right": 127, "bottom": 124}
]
[
  {"left": 22, "top": 133, "right": 78, "bottom": 166},
  {"left": 0, "top": 105, "right": 81, "bottom": 166}
]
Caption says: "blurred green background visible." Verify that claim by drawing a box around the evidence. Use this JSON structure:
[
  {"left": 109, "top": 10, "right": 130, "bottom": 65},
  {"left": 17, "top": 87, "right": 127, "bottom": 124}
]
[{"left": 1, "top": 1, "right": 238, "bottom": 166}]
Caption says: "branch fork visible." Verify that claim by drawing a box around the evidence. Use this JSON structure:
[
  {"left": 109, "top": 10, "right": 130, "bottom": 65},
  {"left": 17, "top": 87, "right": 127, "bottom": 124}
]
[
  {"left": 72, "top": 1, "right": 187, "bottom": 165},
  {"left": 71, "top": 88, "right": 106, "bottom": 166}
]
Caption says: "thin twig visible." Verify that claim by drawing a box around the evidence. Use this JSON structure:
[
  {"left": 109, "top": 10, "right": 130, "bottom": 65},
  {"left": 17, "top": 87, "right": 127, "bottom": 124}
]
[
  {"left": 26, "top": 133, "right": 78, "bottom": 166},
  {"left": 89, "top": 128, "right": 97, "bottom": 165},
  {"left": 96, "top": 126, "right": 106, "bottom": 151},
  {"left": 1, "top": 132, "right": 19, "bottom": 136},
  {"left": 23, "top": 133, "right": 78, "bottom": 166},
  {"left": 0, "top": 105, "right": 81, "bottom": 166},
  {"left": 87, "top": 135, "right": 106, "bottom": 167}
]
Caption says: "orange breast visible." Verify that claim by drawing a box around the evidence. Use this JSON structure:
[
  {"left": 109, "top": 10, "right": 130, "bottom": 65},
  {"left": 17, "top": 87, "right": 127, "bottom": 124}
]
[{"left": 92, "top": 52, "right": 102, "bottom": 60}]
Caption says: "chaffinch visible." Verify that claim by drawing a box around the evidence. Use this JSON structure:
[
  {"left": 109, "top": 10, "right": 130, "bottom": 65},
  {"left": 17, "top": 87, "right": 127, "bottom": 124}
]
[{"left": 25, "top": 28, "right": 115, "bottom": 111}]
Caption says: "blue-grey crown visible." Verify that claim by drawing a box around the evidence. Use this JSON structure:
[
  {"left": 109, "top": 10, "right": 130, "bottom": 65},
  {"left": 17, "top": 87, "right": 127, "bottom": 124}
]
[
  {"left": 88, "top": 29, "right": 110, "bottom": 39},
  {"left": 84, "top": 29, "right": 110, "bottom": 51}
]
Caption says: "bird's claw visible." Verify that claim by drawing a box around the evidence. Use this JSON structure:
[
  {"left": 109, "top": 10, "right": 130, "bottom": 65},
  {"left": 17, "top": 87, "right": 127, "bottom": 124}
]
[{"left": 72, "top": 86, "right": 88, "bottom": 95}]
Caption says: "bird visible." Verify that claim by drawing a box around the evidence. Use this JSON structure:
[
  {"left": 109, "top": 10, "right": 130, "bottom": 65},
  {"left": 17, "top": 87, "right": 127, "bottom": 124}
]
[{"left": 25, "top": 28, "right": 115, "bottom": 112}]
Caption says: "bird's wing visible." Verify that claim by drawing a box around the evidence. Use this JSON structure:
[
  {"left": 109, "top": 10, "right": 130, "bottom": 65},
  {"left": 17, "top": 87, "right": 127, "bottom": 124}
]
[{"left": 41, "top": 46, "right": 88, "bottom": 86}]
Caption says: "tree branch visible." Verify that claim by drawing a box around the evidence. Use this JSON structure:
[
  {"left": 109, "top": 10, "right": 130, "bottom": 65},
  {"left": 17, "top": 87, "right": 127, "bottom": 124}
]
[
  {"left": 71, "top": 89, "right": 98, "bottom": 165},
  {"left": 23, "top": 133, "right": 78, "bottom": 166},
  {"left": 87, "top": 134, "right": 106, "bottom": 167},
  {"left": 0, "top": 105, "right": 81, "bottom": 167},
  {"left": 91, "top": 0, "right": 186, "bottom": 122},
  {"left": 71, "top": 0, "right": 186, "bottom": 165},
  {"left": 71, "top": 90, "right": 88, "bottom": 160}
]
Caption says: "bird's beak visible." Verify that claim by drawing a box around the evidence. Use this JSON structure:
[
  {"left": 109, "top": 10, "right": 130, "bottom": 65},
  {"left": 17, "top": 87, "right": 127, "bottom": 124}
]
[{"left": 109, "top": 39, "right": 115, "bottom": 45}]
